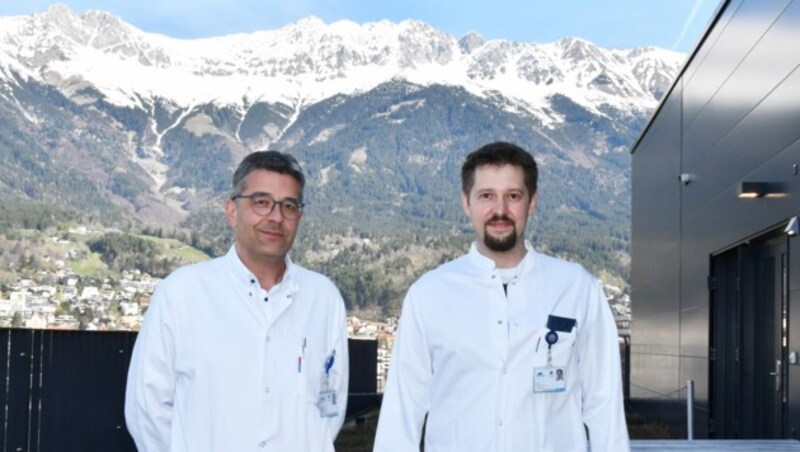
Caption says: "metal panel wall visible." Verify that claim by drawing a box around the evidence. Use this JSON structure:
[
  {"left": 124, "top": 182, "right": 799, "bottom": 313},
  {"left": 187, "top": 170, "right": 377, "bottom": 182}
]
[
  {"left": 630, "top": 77, "right": 683, "bottom": 408},
  {"left": 632, "top": 0, "right": 800, "bottom": 439}
]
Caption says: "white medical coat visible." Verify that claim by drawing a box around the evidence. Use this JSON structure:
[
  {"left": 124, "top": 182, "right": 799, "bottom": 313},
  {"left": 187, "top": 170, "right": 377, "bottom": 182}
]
[
  {"left": 374, "top": 242, "right": 629, "bottom": 451},
  {"left": 125, "top": 246, "right": 349, "bottom": 452}
]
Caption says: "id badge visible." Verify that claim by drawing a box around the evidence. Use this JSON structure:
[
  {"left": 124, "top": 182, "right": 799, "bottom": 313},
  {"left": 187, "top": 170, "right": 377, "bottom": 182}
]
[
  {"left": 533, "top": 366, "right": 566, "bottom": 393},
  {"left": 318, "top": 389, "right": 339, "bottom": 417},
  {"left": 318, "top": 350, "right": 338, "bottom": 417}
]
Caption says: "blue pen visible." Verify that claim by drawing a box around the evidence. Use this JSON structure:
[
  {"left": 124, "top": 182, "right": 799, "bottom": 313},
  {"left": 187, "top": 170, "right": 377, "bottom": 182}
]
[{"left": 324, "top": 350, "right": 335, "bottom": 375}]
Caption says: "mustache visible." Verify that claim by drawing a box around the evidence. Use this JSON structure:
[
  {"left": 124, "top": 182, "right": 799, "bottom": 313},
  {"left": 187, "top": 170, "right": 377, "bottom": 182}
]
[
  {"left": 258, "top": 223, "right": 285, "bottom": 234},
  {"left": 485, "top": 214, "right": 513, "bottom": 224}
]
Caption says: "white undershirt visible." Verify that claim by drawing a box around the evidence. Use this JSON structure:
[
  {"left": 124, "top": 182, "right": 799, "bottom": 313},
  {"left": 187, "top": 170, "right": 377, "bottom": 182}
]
[{"left": 497, "top": 260, "right": 524, "bottom": 285}]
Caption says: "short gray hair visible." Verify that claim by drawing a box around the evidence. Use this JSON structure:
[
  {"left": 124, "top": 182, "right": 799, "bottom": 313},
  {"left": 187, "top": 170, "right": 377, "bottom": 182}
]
[{"left": 231, "top": 151, "right": 305, "bottom": 202}]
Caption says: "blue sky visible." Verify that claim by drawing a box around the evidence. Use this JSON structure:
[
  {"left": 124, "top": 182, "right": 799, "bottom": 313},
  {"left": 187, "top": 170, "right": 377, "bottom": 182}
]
[{"left": 1, "top": 1, "right": 722, "bottom": 52}]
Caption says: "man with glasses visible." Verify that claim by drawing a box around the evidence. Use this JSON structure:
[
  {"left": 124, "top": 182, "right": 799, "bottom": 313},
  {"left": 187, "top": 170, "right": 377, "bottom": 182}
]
[
  {"left": 374, "top": 142, "right": 629, "bottom": 451},
  {"left": 126, "top": 151, "right": 349, "bottom": 452}
]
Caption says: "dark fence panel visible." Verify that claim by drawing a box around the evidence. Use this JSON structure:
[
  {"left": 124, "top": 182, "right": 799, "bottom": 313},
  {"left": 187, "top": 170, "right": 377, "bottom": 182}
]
[
  {"left": 0, "top": 328, "right": 378, "bottom": 451},
  {"left": 4, "top": 329, "right": 37, "bottom": 452},
  {"left": 621, "top": 337, "right": 631, "bottom": 403},
  {"left": 347, "top": 338, "right": 381, "bottom": 418},
  {"left": 37, "top": 330, "right": 137, "bottom": 452},
  {"left": 0, "top": 329, "right": 6, "bottom": 449}
]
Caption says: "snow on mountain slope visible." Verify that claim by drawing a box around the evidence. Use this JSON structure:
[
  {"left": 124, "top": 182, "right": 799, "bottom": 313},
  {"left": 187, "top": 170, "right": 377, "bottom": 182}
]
[{"left": 0, "top": 4, "right": 685, "bottom": 125}]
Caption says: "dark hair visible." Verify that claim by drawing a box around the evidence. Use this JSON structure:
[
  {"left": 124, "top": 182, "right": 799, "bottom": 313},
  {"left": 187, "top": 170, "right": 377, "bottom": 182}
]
[
  {"left": 461, "top": 142, "right": 538, "bottom": 196},
  {"left": 232, "top": 151, "right": 306, "bottom": 201}
]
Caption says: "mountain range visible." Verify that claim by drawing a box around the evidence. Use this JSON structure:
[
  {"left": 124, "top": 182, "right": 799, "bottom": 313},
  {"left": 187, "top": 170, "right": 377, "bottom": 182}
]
[{"left": 0, "top": 4, "right": 685, "bottom": 313}]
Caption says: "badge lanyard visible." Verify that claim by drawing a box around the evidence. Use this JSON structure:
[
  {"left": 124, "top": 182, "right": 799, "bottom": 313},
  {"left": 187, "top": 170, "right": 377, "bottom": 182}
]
[
  {"left": 533, "top": 328, "right": 566, "bottom": 393},
  {"left": 545, "top": 330, "right": 558, "bottom": 366}
]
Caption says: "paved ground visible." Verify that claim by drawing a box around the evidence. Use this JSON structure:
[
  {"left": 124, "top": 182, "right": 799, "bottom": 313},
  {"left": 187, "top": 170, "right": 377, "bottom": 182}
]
[{"left": 631, "top": 440, "right": 800, "bottom": 450}]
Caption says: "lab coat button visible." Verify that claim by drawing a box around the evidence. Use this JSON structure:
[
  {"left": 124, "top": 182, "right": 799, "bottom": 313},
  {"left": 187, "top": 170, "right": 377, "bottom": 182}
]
[
  {"left": 258, "top": 440, "right": 267, "bottom": 447},
  {"left": 502, "top": 368, "right": 507, "bottom": 374},
  {"left": 497, "top": 320, "right": 503, "bottom": 325},
  {"left": 265, "top": 336, "right": 271, "bottom": 342},
  {"left": 264, "top": 387, "right": 270, "bottom": 394},
  {"left": 498, "top": 420, "right": 504, "bottom": 426}
]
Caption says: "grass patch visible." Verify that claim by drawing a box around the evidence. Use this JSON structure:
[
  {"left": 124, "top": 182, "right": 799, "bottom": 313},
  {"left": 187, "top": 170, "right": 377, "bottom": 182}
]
[
  {"left": 626, "top": 411, "right": 684, "bottom": 439},
  {"left": 335, "top": 410, "right": 379, "bottom": 452},
  {"left": 135, "top": 235, "right": 210, "bottom": 264},
  {"left": 70, "top": 253, "right": 111, "bottom": 278},
  {"left": 169, "top": 245, "right": 209, "bottom": 263}
]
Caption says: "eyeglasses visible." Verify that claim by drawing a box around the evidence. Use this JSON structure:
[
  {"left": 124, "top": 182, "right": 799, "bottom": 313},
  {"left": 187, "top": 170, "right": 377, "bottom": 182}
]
[{"left": 231, "top": 193, "right": 304, "bottom": 219}]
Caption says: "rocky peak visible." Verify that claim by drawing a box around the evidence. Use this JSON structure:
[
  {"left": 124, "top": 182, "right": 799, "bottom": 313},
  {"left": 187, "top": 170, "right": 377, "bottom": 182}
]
[{"left": 458, "top": 32, "right": 486, "bottom": 54}]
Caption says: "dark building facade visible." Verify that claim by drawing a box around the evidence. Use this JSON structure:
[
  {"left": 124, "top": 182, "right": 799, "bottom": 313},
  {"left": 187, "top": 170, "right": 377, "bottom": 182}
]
[{"left": 630, "top": 0, "right": 800, "bottom": 439}]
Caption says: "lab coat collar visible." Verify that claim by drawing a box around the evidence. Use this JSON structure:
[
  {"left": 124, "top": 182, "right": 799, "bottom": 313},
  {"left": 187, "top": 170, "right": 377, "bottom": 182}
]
[
  {"left": 224, "top": 245, "right": 299, "bottom": 294},
  {"left": 467, "top": 240, "right": 538, "bottom": 275}
]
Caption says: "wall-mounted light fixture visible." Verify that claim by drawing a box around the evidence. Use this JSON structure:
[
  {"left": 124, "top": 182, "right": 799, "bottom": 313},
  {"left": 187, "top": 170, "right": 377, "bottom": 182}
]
[
  {"left": 737, "top": 182, "right": 786, "bottom": 199},
  {"left": 786, "top": 216, "right": 799, "bottom": 236},
  {"left": 679, "top": 173, "right": 696, "bottom": 185}
]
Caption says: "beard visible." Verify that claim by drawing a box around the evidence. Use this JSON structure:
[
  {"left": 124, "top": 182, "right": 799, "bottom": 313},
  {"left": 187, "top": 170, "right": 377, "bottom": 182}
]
[{"left": 482, "top": 215, "right": 518, "bottom": 252}]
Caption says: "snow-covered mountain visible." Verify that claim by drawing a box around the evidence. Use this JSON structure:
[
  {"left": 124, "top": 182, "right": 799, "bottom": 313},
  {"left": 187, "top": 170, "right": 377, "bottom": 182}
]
[
  {"left": 0, "top": 4, "right": 686, "bottom": 300},
  {"left": 0, "top": 4, "right": 683, "bottom": 127}
]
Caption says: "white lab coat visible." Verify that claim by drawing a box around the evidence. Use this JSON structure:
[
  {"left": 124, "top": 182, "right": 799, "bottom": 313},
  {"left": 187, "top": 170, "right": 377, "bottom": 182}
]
[
  {"left": 374, "top": 242, "right": 629, "bottom": 451},
  {"left": 125, "top": 246, "right": 349, "bottom": 452}
]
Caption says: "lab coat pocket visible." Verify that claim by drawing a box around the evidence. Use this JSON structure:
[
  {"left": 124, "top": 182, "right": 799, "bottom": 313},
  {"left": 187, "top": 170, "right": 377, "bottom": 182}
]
[
  {"left": 301, "top": 346, "right": 341, "bottom": 408},
  {"left": 299, "top": 347, "right": 322, "bottom": 400},
  {"left": 532, "top": 326, "right": 577, "bottom": 368}
]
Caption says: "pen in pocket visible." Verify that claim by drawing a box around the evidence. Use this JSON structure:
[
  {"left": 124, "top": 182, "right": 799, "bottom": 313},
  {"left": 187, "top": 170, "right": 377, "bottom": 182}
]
[{"left": 298, "top": 337, "right": 307, "bottom": 373}]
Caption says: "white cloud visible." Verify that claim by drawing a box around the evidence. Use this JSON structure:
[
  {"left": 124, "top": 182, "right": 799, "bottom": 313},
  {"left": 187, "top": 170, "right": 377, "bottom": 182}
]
[{"left": 671, "top": 0, "right": 716, "bottom": 51}]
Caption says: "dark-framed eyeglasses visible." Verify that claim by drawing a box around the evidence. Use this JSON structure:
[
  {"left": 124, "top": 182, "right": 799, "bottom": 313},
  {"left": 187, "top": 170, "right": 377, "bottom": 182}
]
[{"left": 231, "top": 193, "right": 304, "bottom": 219}]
